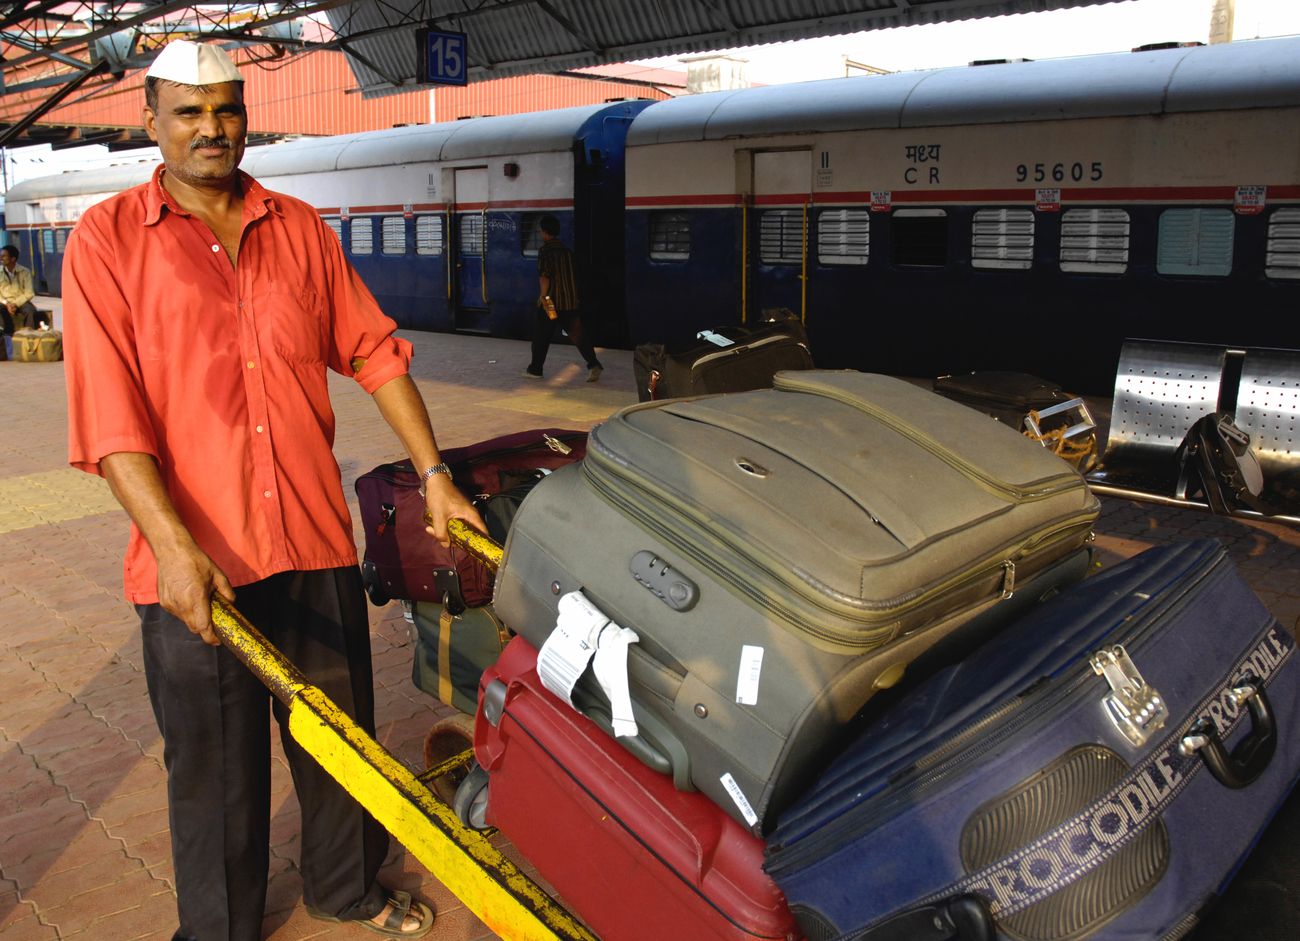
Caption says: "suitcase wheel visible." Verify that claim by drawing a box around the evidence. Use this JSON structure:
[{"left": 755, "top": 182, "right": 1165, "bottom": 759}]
[
  {"left": 361, "top": 560, "right": 391, "bottom": 606},
  {"left": 423, "top": 714, "right": 477, "bottom": 806},
  {"left": 452, "top": 764, "right": 491, "bottom": 831}
]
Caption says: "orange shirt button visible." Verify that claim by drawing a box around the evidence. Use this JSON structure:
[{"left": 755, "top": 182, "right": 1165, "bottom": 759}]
[
  {"left": 255, "top": 425, "right": 264, "bottom": 433},
  {"left": 263, "top": 490, "right": 272, "bottom": 498},
  {"left": 247, "top": 361, "right": 256, "bottom": 369},
  {"left": 211, "top": 245, "right": 220, "bottom": 253}
]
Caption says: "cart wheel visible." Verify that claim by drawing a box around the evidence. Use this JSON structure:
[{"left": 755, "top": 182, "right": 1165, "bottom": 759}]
[
  {"left": 423, "top": 713, "right": 477, "bottom": 805},
  {"left": 453, "top": 763, "right": 491, "bottom": 831}
]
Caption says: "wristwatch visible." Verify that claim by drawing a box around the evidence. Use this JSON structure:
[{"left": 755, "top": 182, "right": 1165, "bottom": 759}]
[{"left": 417, "top": 462, "right": 453, "bottom": 497}]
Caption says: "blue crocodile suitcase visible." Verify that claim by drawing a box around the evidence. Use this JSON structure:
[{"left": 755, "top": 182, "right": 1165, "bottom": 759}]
[{"left": 764, "top": 540, "right": 1300, "bottom": 941}]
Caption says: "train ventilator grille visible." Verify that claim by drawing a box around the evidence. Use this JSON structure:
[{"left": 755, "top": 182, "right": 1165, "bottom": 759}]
[
  {"left": 1060, "top": 208, "right": 1131, "bottom": 275},
  {"left": 972, "top": 208, "right": 1035, "bottom": 270},
  {"left": 1267, "top": 207, "right": 1300, "bottom": 280}
]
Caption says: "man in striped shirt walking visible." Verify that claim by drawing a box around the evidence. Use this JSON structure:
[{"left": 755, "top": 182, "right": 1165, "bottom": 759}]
[{"left": 524, "top": 214, "right": 603, "bottom": 382}]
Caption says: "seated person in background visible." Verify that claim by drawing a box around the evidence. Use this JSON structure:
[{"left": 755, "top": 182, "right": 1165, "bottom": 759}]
[{"left": 0, "top": 245, "right": 40, "bottom": 330}]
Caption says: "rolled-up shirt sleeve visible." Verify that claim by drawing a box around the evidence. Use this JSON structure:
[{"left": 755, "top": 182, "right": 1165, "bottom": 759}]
[
  {"left": 64, "top": 222, "right": 159, "bottom": 476},
  {"left": 15, "top": 268, "right": 35, "bottom": 308},
  {"left": 319, "top": 219, "right": 413, "bottom": 394}
]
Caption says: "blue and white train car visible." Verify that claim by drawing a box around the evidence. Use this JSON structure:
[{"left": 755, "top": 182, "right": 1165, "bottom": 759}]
[
  {"left": 5, "top": 99, "right": 651, "bottom": 340},
  {"left": 622, "top": 37, "right": 1300, "bottom": 392}
]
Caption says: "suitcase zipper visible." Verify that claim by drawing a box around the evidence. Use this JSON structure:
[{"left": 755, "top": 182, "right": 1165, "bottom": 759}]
[
  {"left": 766, "top": 549, "right": 1228, "bottom": 869},
  {"left": 688, "top": 334, "right": 810, "bottom": 370},
  {"left": 584, "top": 457, "right": 1095, "bottom": 649}
]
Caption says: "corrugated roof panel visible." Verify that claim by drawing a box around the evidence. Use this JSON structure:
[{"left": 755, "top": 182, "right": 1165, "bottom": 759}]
[{"left": 329, "top": 0, "right": 1127, "bottom": 95}]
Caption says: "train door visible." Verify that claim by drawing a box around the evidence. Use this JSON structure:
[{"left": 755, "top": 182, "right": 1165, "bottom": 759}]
[
  {"left": 451, "top": 167, "right": 490, "bottom": 333},
  {"left": 747, "top": 150, "right": 811, "bottom": 323}
]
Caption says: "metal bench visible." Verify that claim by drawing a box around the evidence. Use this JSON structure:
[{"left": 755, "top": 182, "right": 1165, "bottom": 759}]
[
  {"left": 1235, "top": 347, "right": 1300, "bottom": 515},
  {"left": 1085, "top": 339, "right": 1300, "bottom": 524}
]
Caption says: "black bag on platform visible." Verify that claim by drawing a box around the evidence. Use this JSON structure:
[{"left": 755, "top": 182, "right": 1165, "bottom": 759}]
[
  {"left": 632, "top": 312, "right": 813, "bottom": 402},
  {"left": 933, "top": 371, "right": 1098, "bottom": 472},
  {"left": 1176, "top": 412, "right": 1273, "bottom": 515}
]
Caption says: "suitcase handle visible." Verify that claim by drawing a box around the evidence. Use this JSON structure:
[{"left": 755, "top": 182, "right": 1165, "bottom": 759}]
[
  {"left": 1178, "top": 680, "right": 1276, "bottom": 790},
  {"left": 842, "top": 895, "right": 993, "bottom": 941}
]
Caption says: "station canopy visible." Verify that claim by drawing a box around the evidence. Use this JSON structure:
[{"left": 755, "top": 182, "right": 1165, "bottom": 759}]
[{"left": 0, "top": 1, "right": 1124, "bottom": 145}]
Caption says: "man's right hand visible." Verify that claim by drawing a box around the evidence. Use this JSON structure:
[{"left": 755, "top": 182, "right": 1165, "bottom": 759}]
[{"left": 155, "top": 545, "right": 236, "bottom": 646}]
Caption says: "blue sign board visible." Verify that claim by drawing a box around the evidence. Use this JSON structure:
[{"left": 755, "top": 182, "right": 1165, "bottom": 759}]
[{"left": 419, "top": 29, "right": 468, "bottom": 86}]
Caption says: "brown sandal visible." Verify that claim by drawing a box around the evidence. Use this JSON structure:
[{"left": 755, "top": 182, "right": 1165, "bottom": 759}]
[{"left": 307, "top": 889, "right": 436, "bottom": 938}]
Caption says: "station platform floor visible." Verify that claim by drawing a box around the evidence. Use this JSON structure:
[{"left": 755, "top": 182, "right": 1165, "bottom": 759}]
[{"left": 2, "top": 299, "right": 1297, "bottom": 940}]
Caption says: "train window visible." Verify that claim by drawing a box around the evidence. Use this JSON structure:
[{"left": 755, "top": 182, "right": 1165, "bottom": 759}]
[
  {"left": 649, "top": 211, "right": 691, "bottom": 260},
  {"left": 382, "top": 217, "right": 406, "bottom": 255},
  {"left": 42, "top": 230, "right": 56, "bottom": 254},
  {"left": 55, "top": 229, "right": 69, "bottom": 253},
  {"left": 1156, "top": 209, "right": 1234, "bottom": 277},
  {"left": 520, "top": 214, "right": 545, "bottom": 257},
  {"left": 1266, "top": 208, "right": 1300, "bottom": 280},
  {"left": 1060, "top": 208, "right": 1129, "bottom": 274},
  {"left": 415, "top": 215, "right": 443, "bottom": 255},
  {"left": 971, "top": 208, "right": 1034, "bottom": 270},
  {"left": 760, "top": 210, "right": 803, "bottom": 265},
  {"left": 323, "top": 217, "right": 343, "bottom": 243},
  {"left": 817, "top": 209, "right": 869, "bottom": 266},
  {"left": 892, "top": 209, "right": 948, "bottom": 267},
  {"left": 350, "top": 217, "right": 374, "bottom": 255},
  {"left": 459, "top": 213, "right": 484, "bottom": 257}
]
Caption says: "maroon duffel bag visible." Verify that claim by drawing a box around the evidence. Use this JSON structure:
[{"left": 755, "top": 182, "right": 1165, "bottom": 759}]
[{"left": 354, "top": 428, "right": 587, "bottom": 609}]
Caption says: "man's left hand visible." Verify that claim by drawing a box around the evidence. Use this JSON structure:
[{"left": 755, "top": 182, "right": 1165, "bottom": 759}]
[{"left": 422, "top": 472, "right": 486, "bottom": 547}]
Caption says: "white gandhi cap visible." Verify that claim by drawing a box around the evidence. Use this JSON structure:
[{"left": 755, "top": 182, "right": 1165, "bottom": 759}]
[{"left": 146, "top": 40, "right": 244, "bottom": 85}]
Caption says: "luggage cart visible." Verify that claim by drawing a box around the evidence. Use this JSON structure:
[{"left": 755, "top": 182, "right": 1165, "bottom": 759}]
[{"left": 207, "top": 520, "right": 596, "bottom": 941}]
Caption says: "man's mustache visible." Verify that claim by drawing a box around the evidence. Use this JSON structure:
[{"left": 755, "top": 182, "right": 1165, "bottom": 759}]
[{"left": 190, "top": 137, "right": 232, "bottom": 151}]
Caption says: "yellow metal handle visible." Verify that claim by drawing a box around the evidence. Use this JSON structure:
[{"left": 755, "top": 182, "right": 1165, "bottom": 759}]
[
  {"left": 448, "top": 517, "right": 503, "bottom": 574},
  {"left": 208, "top": 595, "right": 594, "bottom": 941}
]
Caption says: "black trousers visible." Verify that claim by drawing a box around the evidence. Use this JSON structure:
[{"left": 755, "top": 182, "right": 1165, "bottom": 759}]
[
  {"left": 140, "top": 567, "right": 389, "bottom": 941},
  {"left": 528, "top": 307, "right": 601, "bottom": 374}
]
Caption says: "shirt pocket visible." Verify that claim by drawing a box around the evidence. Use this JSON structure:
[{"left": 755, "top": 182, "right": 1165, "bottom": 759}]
[{"left": 262, "top": 282, "right": 326, "bottom": 365}]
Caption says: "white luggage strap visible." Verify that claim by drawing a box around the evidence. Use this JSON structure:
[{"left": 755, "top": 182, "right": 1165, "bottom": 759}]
[{"left": 538, "top": 591, "right": 640, "bottom": 737}]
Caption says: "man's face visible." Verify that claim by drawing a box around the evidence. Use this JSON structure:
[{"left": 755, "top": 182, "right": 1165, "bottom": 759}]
[
  {"left": 1, "top": 251, "right": 15, "bottom": 270},
  {"left": 144, "top": 80, "right": 247, "bottom": 188}
]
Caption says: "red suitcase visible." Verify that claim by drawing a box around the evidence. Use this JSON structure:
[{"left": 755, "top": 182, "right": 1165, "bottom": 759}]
[
  {"left": 470, "top": 636, "right": 801, "bottom": 941},
  {"left": 354, "top": 429, "right": 586, "bottom": 608}
]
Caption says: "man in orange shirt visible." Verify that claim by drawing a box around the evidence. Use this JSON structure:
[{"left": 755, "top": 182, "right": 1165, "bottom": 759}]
[{"left": 63, "top": 41, "right": 479, "bottom": 941}]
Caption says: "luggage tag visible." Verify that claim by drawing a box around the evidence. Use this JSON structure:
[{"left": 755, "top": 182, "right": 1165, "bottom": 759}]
[
  {"left": 538, "top": 591, "right": 640, "bottom": 737},
  {"left": 696, "top": 329, "right": 735, "bottom": 348}
]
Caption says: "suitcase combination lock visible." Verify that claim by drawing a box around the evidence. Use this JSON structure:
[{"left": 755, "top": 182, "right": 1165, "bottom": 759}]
[{"left": 1091, "top": 645, "right": 1169, "bottom": 747}]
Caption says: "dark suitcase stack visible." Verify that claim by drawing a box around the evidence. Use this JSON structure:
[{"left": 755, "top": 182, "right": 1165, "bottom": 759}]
[
  {"left": 765, "top": 540, "right": 1300, "bottom": 941},
  {"left": 469, "top": 635, "right": 802, "bottom": 941},
  {"left": 493, "top": 371, "right": 1100, "bottom": 832},
  {"left": 354, "top": 428, "right": 586, "bottom": 712},
  {"left": 633, "top": 313, "right": 813, "bottom": 402},
  {"left": 355, "top": 428, "right": 587, "bottom": 609},
  {"left": 934, "top": 371, "right": 1098, "bottom": 472}
]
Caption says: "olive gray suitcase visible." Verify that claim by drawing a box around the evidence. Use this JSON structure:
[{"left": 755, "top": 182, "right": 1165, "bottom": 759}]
[{"left": 492, "top": 371, "right": 1100, "bottom": 832}]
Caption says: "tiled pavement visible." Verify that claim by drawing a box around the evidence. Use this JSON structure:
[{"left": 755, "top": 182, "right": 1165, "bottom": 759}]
[{"left": 1, "top": 299, "right": 1297, "bottom": 940}]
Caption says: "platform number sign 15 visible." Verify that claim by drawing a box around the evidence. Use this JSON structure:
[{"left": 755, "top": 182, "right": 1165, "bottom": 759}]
[{"left": 418, "top": 28, "right": 468, "bottom": 86}]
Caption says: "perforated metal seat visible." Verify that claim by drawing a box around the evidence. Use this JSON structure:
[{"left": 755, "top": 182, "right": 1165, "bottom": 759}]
[
  {"left": 1235, "top": 348, "right": 1300, "bottom": 513},
  {"left": 1086, "top": 339, "right": 1226, "bottom": 499},
  {"left": 1087, "top": 339, "right": 1300, "bottom": 523}
]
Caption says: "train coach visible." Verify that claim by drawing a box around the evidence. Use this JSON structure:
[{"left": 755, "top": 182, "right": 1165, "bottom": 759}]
[
  {"left": 3, "top": 99, "right": 651, "bottom": 341},
  {"left": 623, "top": 36, "right": 1300, "bottom": 393}
]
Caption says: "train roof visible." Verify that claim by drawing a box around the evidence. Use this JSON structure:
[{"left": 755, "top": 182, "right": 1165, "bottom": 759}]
[
  {"left": 5, "top": 100, "right": 651, "bottom": 201},
  {"left": 626, "top": 36, "right": 1300, "bottom": 145}
]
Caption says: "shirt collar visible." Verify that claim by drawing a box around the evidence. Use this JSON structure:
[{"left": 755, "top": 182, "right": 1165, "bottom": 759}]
[{"left": 144, "top": 163, "right": 280, "bottom": 226}]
